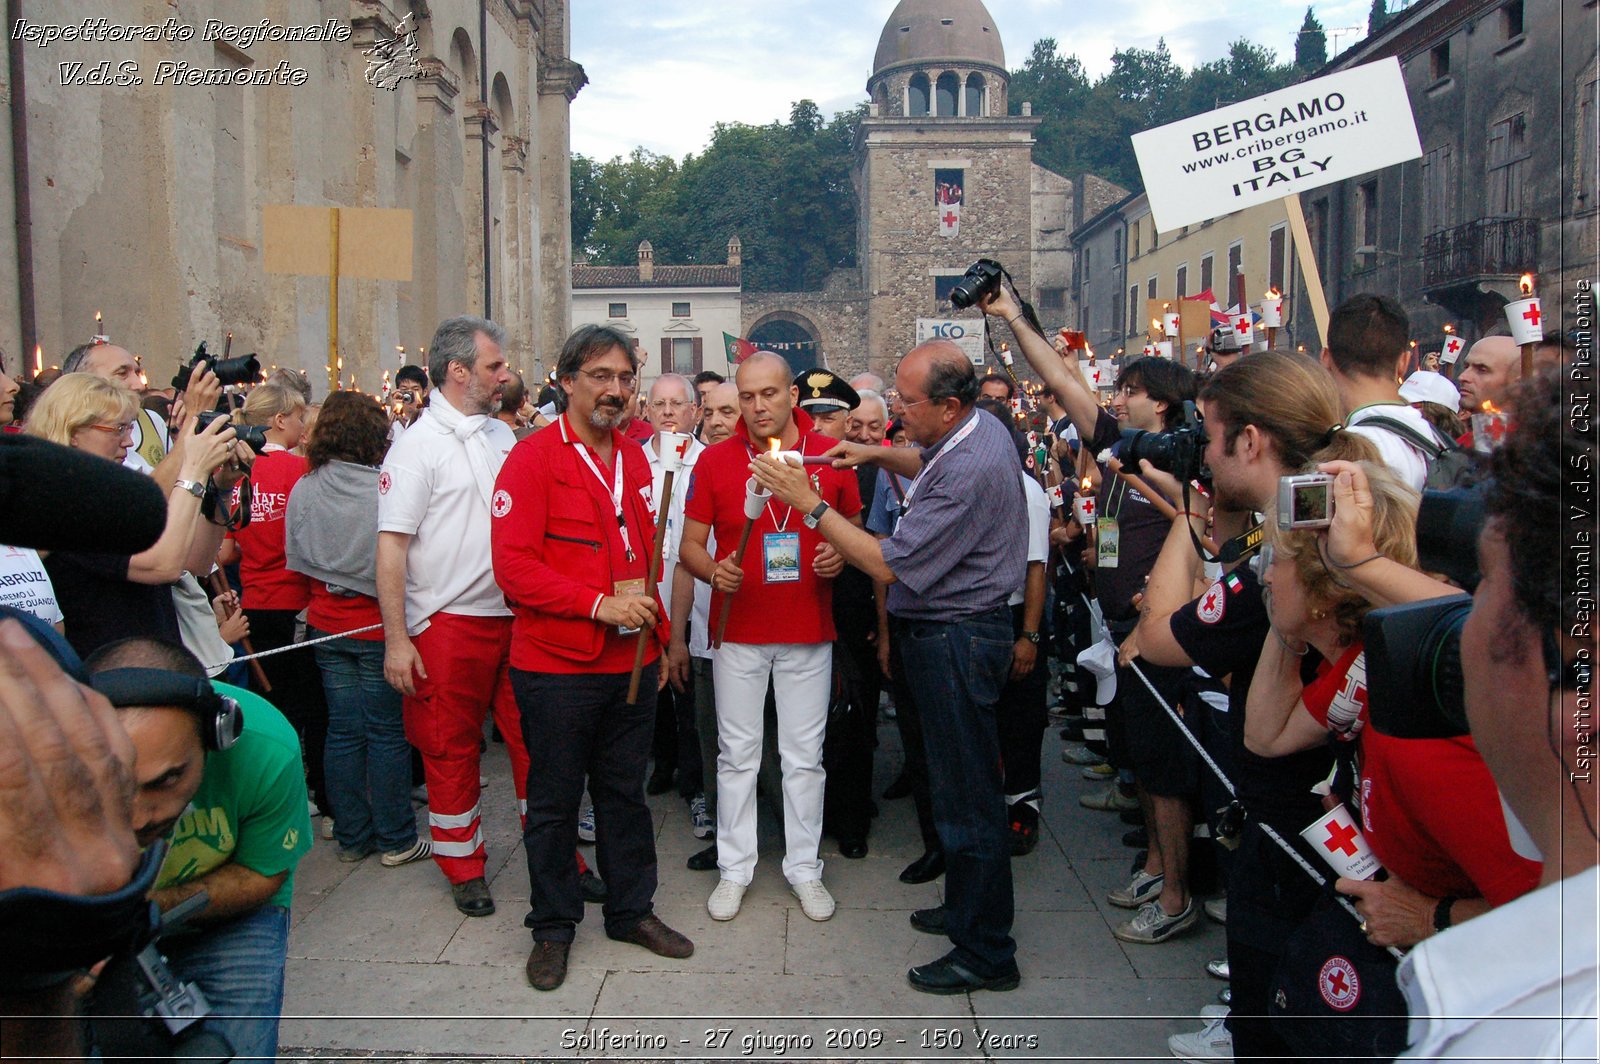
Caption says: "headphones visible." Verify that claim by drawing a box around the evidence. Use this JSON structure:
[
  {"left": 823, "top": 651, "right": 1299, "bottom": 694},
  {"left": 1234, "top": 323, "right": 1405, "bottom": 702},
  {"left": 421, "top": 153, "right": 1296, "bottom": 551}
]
[{"left": 89, "top": 668, "right": 244, "bottom": 752}]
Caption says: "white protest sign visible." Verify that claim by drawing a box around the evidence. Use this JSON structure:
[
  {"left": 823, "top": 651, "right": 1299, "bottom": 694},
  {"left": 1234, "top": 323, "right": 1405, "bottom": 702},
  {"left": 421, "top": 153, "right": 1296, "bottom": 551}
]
[
  {"left": 917, "top": 318, "right": 986, "bottom": 365},
  {"left": 1131, "top": 58, "right": 1421, "bottom": 233}
]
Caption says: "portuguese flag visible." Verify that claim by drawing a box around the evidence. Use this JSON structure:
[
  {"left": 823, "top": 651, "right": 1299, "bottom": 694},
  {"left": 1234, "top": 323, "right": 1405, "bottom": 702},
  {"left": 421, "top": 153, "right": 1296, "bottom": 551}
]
[{"left": 723, "top": 332, "right": 757, "bottom": 365}]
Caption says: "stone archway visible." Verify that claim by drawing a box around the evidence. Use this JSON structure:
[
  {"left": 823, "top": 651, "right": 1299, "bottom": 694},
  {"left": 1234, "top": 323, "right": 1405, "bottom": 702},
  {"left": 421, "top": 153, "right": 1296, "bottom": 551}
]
[{"left": 748, "top": 311, "right": 823, "bottom": 373}]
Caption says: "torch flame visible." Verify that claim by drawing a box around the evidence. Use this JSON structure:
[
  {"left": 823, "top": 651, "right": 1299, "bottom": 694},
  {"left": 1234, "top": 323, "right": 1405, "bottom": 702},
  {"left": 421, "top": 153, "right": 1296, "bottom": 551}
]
[
  {"left": 1443, "top": 323, "right": 1455, "bottom": 335},
  {"left": 768, "top": 437, "right": 781, "bottom": 457},
  {"left": 1151, "top": 317, "right": 1163, "bottom": 333},
  {"left": 1265, "top": 287, "right": 1282, "bottom": 299},
  {"left": 1519, "top": 273, "right": 1534, "bottom": 296},
  {"left": 1080, "top": 476, "right": 1091, "bottom": 492},
  {"left": 32, "top": 345, "right": 41, "bottom": 376},
  {"left": 1481, "top": 399, "right": 1501, "bottom": 415}
]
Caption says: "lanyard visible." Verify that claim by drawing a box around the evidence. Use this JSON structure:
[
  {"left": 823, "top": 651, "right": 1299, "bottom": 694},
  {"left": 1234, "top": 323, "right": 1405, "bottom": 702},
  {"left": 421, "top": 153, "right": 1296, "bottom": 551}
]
[
  {"left": 902, "top": 413, "right": 981, "bottom": 513},
  {"left": 566, "top": 417, "right": 635, "bottom": 562}
]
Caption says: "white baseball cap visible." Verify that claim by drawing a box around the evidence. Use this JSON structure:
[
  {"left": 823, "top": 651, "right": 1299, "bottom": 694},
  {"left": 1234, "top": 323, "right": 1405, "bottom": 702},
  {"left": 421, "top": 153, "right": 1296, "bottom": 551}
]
[
  {"left": 1399, "top": 370, "right": 1461, "bottom": 413},
  {"left": 1076, "top": 636, "right": 1119, "bottom": 707}
]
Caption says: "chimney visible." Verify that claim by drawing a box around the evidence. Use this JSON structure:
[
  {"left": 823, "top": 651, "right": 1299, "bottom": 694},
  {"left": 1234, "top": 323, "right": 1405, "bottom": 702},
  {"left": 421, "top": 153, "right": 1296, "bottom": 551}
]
[
  {"left": 1021, "top": 101, "right": 1032, "bottom": 116},
  {"left": 727, "top": 234, "right": 743, "bottom": 267},
  {"left": 638, "top": 240, "right": 654, "bottom": 282}
]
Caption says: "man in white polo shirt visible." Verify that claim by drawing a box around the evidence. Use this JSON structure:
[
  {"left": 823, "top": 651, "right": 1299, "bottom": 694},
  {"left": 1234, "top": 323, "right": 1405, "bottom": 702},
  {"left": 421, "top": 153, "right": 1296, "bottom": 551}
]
[{"left": 378, "top": 315, "right": 526, "bottom": 917}]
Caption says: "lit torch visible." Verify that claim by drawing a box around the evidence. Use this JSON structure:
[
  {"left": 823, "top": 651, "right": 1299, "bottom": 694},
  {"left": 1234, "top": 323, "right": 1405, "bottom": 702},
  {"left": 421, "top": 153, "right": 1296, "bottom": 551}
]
[
  {"left": 1506, "top": 273, "right": 1541, "bottom": 378},
  {"left": 1260, "top": 288, "right": 1284, "bottom": 349}
]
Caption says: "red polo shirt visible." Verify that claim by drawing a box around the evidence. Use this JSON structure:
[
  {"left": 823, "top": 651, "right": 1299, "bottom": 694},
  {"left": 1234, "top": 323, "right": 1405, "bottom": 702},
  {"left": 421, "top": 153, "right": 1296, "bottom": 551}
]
[
  {"left": 683, "top": 407, "right": 861, "bottom": 646},
  {"left": 491, "top": 414, "right": 664, "bottom": 674}
]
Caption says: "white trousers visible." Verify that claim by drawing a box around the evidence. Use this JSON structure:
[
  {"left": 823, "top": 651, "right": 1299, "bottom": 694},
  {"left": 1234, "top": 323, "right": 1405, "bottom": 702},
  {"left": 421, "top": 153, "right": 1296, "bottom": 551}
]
[{"left": 711, "top": 640, "right": 832, "bottom": 885}]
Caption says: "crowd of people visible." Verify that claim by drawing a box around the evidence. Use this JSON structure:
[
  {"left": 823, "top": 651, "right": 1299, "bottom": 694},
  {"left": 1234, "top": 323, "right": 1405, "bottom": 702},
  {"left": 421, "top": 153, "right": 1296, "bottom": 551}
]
[{"left": 0, "top": 284, "right": 1591, "bottom": 1062}]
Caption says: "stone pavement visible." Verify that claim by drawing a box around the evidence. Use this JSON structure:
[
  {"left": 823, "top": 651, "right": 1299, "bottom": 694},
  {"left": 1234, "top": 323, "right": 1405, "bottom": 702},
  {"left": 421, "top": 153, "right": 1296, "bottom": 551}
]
[{"left": 279, "top": 711, "right": 1225, "bottom": 1062}]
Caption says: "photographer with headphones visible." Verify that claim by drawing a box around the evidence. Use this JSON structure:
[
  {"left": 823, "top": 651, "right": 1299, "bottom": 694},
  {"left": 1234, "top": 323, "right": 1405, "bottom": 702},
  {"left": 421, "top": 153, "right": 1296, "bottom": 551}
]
[{"left": 84, "top": 636, "right": 312, "bottom": 1061}]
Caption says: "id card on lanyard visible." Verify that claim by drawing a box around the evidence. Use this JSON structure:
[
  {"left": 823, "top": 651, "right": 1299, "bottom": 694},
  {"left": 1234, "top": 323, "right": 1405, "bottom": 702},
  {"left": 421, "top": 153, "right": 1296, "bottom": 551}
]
[
  {"left": 568, "top": 419, "right": 637, "bottom": 564},
  {"left": 901, "top": 413, "right": 981, "bottom": 515},
  {"left": 1097, "top": 466, "right": 1127, "bottom": 570}
]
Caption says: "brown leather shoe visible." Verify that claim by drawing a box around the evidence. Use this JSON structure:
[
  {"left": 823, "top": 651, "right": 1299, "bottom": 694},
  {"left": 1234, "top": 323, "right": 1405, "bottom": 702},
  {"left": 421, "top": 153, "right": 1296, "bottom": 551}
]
[
  {"left": 610, "top": 913, "right": 694, "bottom": 959},
  {"left": 525, "top": 940, "right": 570, "bottom": 991}
]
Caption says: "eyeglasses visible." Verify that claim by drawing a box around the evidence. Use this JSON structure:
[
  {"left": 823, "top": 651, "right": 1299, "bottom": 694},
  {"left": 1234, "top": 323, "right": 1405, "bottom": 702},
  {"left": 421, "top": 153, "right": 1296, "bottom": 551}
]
[
  {"left": 85, "top": 421, "right": 136, "bottom": 439},
  {"left": 900, "top": 396, "right": 934, "bottom": 409},
  {"left": 648, "top": 398, "right": 694, "bottom": 411},
  {"left": 579, "top": 368, "right": 637, "bottom": 390}
]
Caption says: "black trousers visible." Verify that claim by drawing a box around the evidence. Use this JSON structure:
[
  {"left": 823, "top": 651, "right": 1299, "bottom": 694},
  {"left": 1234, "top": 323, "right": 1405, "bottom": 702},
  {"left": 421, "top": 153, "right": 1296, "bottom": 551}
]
[
  {"left": 651, "top": 681, "right": 702, "bottom": 799},
  {"left": 823, "top": 628, "right": 881, "bottom": 842},
  {"left": 887, "top": 627, "right": 941, "bottom": 854},
  {"left": 513, "top": 665, "right": 659, "bottom": 942},
  {"left": 246, "top": 608, "right": 329, "bottom": 810},
  {"left": 996, "top": 604, "right": 1048, "bottom": 803}
]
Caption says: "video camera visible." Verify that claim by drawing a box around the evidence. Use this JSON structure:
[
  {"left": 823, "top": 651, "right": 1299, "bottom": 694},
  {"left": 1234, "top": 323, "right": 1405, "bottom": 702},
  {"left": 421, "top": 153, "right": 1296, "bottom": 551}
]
[
  {"left": 171, "top": 341, "right": 261, "bottom": 394},
  {"left": 1362, "top": 480, "right": 1490, "bottom": 739},
  {"left": 1119, "top": 400, "right": 1208, "bottom": 484}
]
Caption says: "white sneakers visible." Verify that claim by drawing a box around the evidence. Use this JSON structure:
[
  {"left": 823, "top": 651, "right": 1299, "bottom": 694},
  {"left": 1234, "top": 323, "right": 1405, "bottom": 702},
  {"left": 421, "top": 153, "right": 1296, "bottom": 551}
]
[
  {"left": 708, "top": 879, "right": 837, "bottom": 922},
  {"left": 1168, "top": 1007, "right": 1232, "bottom": 1061},
  {"left": 707, "top": 879, "right": 746, "bottom": 921},
  {"left": 790, "top": 879, "right": 836, "bottom": 922}
]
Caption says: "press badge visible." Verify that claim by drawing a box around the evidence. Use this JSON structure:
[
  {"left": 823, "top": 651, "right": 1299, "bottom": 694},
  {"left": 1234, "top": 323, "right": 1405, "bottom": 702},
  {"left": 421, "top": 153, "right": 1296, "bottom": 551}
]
[
  {"left": 1097, "top": 516, "right": 1120, "bottom": 569},
  {"left": 762, "top": 532, "right": 801, "bottom": 583},
  {"left": 613, "top": 578, "right": 647, "bottom": 634}
]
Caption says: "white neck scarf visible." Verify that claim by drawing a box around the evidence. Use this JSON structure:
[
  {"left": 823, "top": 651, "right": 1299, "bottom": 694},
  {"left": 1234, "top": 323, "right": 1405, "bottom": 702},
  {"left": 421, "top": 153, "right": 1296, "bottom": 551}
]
[{"left": 425, "top": 391, "right": 499, "bottom": 507}]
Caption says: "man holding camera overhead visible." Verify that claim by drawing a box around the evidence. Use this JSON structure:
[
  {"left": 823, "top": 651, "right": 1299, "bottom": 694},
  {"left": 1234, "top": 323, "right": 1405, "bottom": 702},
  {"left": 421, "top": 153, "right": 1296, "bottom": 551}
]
[{"left": 980, "top": 285, "right": 1207, "bottom": 946}]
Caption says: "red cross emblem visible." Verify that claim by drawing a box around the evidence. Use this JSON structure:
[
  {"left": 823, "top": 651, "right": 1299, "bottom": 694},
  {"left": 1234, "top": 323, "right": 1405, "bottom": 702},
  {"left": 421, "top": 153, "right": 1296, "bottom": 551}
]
[
  {"left": 1522, "top": 303, "right": 1541, "bottom": 327},
  {"left": 1235, "top": 315, "right": 1251, "bottom": 333},
  {"left": 1196, "top": 580, "right": 1226, "bottom": 623},
  {"left": 942, "top": 210, "right": 958, "bottom": 227},
  {"left": 1319, "top": 956, "right": 1361, "bottom": 1011},
  {"left": 1323, "top": 820, "right": 1360, "bottom": 856},
  {"left": 673, "top": 435, "right": 692, "bottom": 460}
]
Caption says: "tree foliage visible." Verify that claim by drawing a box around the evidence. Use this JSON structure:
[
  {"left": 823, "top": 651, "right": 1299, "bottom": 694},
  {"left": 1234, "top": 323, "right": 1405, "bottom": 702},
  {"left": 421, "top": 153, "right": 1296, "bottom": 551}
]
[
  {"left": 1295, "top": 7, "right": 1328, "bottom": 71},
  {"left": 570, "top": 102, "right": 862, "bottom": 292},
  {"left": 1367, "top": 0, "right": 1390, "bottom": 37}
]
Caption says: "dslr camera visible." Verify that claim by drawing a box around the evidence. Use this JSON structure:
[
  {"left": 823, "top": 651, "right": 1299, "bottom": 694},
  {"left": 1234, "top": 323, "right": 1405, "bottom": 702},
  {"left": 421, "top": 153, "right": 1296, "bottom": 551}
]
[
  {"left": 194, "top": 409, "right": 268, "bottom": 455},
  {"left": 1362, "top": 481, "right": 1489, "bottom": 739},
  {"left": 948, "top": 258, "right": 1005, "bottom": 310},
  {"left": 1119, "top": 400, "right": 1208, "bottom": 483},
  {"left": 171, "top": 341, "right": 262, "bottom": 394}
]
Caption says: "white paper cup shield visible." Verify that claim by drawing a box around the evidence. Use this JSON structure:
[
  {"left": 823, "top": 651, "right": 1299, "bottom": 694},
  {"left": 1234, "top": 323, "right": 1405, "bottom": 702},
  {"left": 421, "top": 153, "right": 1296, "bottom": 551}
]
[
  {"left": 1300, "top": 804, "right": 1381, "bottom": 881},
  {"left": 658, "top": 431, "right": 694, "bottom": 473},
  {"left": 743, "top": 477, "right": 771, "bottom": 520}
]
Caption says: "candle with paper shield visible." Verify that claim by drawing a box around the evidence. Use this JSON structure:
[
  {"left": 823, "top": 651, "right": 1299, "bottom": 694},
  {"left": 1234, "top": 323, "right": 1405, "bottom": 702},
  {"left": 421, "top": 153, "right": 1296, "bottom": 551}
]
[
  {"left": 92, "top": 310, "right": 108, "bottom": 345},
  {"left": 1162, "top": 304, "right": 1180, "bottom": 338},
  {"left": 713, "top": 468, "right": 771, "bottom": 649},
  {"left": 1440, "top": 324, "right": 1464, "bottom": 365},
  {"left": 1260, "top": 288, "right": 1283, "bottom": 349},
  {"left": 1155, "top": 340, "right": 1173, "bottom": 359},
  {"left": 1299, "top": 803, "right": 1381, "bottom": 881},
  {"left": 1505, "top": 273, "right": 1542, "bottom": 377},
  {"left": 1073, "top": 476, "right": 1096, "bottom": 525}
]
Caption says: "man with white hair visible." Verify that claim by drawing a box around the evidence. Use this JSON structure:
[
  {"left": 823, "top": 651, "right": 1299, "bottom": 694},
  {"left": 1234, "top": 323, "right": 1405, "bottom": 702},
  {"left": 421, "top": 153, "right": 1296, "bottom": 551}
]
[
  {"left": 643, "top": 374, "right": 708, "bottom": 834},
  {"left": 849, "top": 372, "right": 885, "bottom": 394}
]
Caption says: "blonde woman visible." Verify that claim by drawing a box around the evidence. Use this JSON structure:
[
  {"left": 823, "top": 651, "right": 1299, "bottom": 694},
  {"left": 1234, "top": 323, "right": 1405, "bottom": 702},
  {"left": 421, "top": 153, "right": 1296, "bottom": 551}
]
[{"left": 27, "top": 373, "right": 236, "bottom": 656}]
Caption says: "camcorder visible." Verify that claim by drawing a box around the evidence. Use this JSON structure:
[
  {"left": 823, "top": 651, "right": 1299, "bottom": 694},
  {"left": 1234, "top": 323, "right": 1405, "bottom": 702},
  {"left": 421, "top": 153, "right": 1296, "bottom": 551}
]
[
  {"left": 947, "top": 258, "right": 1005, "bottom": 310},
  {"left": 1119, "top": 400, "right": 1209, "bottom": 484},
  {"left": 171, "top": 341, "right": 262, "bottom": 393},
  {"left": 1362, "top": 480, "right": 1490, "bottom": 739},
  {"left": 87, "top": 891, "right": 235, "bottom": 1063},
  {"left": 1277, "top": 473, "right": 1333, "bottom": 530}
]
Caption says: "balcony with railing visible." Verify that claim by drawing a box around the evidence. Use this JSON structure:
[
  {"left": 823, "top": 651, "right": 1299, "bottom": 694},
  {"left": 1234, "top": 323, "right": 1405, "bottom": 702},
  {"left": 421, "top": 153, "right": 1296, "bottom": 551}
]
[{"left": 1421, "top": 217, "right": 1540, "bottom": 289}]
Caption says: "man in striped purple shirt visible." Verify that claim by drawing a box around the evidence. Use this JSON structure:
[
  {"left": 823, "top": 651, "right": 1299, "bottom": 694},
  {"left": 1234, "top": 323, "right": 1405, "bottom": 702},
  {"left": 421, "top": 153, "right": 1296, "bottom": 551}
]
[{"left": 748, "top": 340, "right": 1028, "bottom": 994}]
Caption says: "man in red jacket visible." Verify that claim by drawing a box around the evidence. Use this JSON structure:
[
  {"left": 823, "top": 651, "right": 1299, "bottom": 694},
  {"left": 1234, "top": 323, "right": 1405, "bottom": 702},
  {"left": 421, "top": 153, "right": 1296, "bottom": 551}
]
[{"left": 491, "top": 324, "right": 693, "bottom": 992}]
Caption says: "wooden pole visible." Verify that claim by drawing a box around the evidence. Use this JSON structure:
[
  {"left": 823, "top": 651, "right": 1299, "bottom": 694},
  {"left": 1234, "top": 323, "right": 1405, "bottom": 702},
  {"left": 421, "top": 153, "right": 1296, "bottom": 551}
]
[
  {"left": 207, "top": 570, "right": 271, "bottom": 693},
  {"left": 711, "top": 517, "right": 758, "bottom": 650},
  {"left": 327, "top": 208, "right": 340, "bottom": 397},
  {"left": 1284, "top": 194, "right": 1331, "bottom": 345},
  {"left": 627, "top": 469, "right": 676, "bottom": 705}
]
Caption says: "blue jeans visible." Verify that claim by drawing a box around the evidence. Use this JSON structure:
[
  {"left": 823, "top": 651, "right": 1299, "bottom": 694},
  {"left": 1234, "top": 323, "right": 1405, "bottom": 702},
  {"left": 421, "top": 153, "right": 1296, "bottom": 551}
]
[
  {"left": 895, "top": 607, "right": 1018, "bottom": 977},
  {"left": 162, "top": 904, "right": 290, "bottom": 1060},
  {"left": 314, "top": 631, "right": 417, "bottom": 854}
]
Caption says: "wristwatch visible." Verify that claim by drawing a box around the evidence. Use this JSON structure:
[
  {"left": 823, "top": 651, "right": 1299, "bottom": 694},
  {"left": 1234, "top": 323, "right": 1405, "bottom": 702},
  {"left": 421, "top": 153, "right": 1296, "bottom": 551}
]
[
  {"left": 803, "top": 500, "right": 830, "bottom": 529},
  {"left": 1021, "top": 630, "right": 1041, "bottom": 644},
  {"left": 174, "top": 478, "right": 206, "bottom": 499}
]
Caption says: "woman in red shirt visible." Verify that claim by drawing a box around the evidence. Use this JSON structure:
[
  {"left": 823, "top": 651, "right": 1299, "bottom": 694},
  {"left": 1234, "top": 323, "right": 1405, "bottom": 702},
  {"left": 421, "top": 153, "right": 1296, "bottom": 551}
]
[
  {"left": 285, "top": 392, "right": 426, "bottom": 865},
  {"left": 1245, "top": 461, "right": 1540, "bottom": 948},
  {"left": 233, "top": 381, "right": 330, "bottom": 821}
]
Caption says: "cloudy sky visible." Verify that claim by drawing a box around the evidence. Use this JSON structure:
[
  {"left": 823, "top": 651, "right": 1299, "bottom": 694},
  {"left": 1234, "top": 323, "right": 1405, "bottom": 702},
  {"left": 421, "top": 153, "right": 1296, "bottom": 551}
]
[{"left": 569, "top": 0, "right": 1378, "bottom": 162}]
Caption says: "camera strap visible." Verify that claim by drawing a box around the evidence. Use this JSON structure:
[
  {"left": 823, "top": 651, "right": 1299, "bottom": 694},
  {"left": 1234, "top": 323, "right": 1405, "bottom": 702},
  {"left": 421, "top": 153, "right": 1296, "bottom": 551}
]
[{"left": 1181, "top": 480, "right": 1263, "bottom": 565}]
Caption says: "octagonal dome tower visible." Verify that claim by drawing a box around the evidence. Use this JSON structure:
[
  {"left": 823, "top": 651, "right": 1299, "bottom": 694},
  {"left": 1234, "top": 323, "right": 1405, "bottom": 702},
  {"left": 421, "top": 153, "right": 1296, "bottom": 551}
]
[{"left": 866, "top": 0, "right": 1009, "bottom": 118}]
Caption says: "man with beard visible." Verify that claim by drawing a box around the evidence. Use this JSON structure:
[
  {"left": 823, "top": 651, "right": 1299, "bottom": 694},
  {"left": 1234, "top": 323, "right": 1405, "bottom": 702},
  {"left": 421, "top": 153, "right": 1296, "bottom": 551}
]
[
  {"left": 492, "top": 325, "right": 693, "bottom": 991},
  {"left": 377, "top": 316, "right": 528, "bottom": 918},
  {"left": 85, "top": 636, "right": 311, "bottom": 1060}
]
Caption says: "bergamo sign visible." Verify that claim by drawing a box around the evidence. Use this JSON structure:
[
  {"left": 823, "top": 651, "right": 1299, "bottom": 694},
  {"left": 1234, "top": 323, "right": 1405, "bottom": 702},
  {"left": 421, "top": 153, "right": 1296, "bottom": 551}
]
[
  {"left": 1131, "top": 58, "right": 1421, "bottom": 233},
  {"left": 916, "top": 318, "right": 986, "bottom": 365}
]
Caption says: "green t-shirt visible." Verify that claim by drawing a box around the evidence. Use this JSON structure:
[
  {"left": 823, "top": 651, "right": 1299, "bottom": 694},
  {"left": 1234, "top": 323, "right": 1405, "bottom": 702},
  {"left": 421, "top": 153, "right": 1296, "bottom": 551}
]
[{"left": 153, "top": 683, "right": 312, "bottom": 910}]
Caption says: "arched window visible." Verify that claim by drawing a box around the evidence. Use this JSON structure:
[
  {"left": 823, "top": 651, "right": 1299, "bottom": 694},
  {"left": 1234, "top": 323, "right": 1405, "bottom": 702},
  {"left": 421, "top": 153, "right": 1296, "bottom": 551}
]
[
  {"left": 965, "top": 74, "right": 986, "bottom": 117},
  {"left": 908, "top": 73, "right": 930, "bottom": 117},
  {"left": 936, "top": 72, "right": 959, "bottom": 116}
]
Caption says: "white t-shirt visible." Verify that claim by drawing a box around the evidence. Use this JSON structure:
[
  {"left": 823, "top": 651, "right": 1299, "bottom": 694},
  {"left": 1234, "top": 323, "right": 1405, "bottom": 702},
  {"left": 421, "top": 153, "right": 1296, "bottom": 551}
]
[
  {"left": 0, "top": 544, "right": 63, "bottom": 624},
  {"left": 377, "top": 405, "right": 517, "bottom": 634},
  {"left": 1399, "top": 865, "right": 1597, "bottom": 1062},
  {"left": 1008, "top": 474, "right": 1051, "bottom": 607},
  {"left": 1346, "top": 403, "right": 1441, "bottom": 493},
  {"left": 644, "top": 434, "right": 706, "bottom": 617}
]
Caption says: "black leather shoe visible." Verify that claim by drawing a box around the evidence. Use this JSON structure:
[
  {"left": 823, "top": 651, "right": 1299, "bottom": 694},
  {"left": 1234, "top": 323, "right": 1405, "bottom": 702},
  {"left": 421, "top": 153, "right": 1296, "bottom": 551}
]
[
  {"left": 907, "top": 956, "right": 1020, "bottom": 995},
  {"left": 909, "top": 906, "right": 947, "bottom": 936},
  {"left": 451, "top": 876, "right": 495, "bottom": 917},
  {"left": 881, "top": 773, "right": 912, "bottom": 800},
  {"left": 839, "top": 837, "right": 868, "bottom": 859},
  {"left": 525, "top": 940, "right": 569, "bottom": 991},
  {"left": 579, "top": 869, "right": 607, "bottom": 904},
  {"left": 899, "top": 851, "right": 945, "bottom": 884},
  {"left": 646, "top": 766, "right": 675, "bottom": 795},
  {"left": 686, "top": 843, "right": 718, "bottom": 871}
]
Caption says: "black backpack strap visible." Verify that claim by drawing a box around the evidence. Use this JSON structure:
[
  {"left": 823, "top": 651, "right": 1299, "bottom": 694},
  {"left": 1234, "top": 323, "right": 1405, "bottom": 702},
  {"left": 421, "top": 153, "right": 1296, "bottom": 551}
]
[{"left": 1355, "top": 414, "right": 1450, "bottom": 459}]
